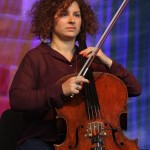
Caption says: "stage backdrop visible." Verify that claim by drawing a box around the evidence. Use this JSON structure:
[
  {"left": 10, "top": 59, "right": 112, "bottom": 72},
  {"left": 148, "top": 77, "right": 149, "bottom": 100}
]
[{"left": 0, "top": 0, "right": 150, "bottom": 149}]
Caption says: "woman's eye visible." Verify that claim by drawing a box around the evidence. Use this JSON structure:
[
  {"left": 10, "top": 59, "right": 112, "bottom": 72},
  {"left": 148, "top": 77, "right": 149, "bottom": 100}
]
[{"left": 74, "top": 13, "right": 81, "bottom": 17}]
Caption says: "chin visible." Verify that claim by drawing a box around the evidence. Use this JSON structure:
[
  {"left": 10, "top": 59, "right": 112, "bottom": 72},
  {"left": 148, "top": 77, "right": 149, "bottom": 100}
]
[{"left": 64, "top": 35, "right": 77, "bottom": 40}]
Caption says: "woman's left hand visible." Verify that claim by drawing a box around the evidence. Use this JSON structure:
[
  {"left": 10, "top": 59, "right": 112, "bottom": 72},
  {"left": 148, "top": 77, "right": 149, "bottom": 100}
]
[{"left": 79, "top": 47, "right": 113, "bottom": 68}]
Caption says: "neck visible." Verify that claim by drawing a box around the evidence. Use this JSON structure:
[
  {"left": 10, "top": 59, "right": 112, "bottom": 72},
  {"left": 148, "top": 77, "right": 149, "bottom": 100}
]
[
  {"left": 51, "top": 36, "right": 76, "bottom": 52},
  {"left": 50, "top": 37, "right": 76, "bottom": 61}
]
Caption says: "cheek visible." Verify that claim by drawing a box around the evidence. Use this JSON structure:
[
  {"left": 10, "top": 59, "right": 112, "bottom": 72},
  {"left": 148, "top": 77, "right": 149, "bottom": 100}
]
[
  {"left": 78, "top": 19, "right": 82, "bottom": 25},
  {"left": 77, "top": 21, "right": 82, "bottom": 31},
  {"left": 54, "top": 18, "right": 64, "bottom": 28},
  {"left": 53, "top": 21, "right": 64, "bottom": 32},
  {"left": 77, "top": 20, "right": 81, "bottom": 26},
  {"left": 78, "top": 20, "right": 82, "bottom": 29}
]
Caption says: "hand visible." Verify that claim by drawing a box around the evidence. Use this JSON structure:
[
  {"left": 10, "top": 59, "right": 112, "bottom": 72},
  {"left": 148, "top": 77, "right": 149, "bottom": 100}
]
[
  {"left": 79, "top": 47, "right": 113, "bottom": 68},
  {"left": 62, "top": 76, "right": 89, "bottom": 96}
]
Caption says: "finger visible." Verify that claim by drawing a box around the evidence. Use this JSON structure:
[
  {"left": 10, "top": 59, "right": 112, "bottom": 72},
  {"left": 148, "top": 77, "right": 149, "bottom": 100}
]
[
  {"left": 75, "top": 76, "right": 89, "bottom": 84},
  {"left": 79, "top": 47, "right": 94, "bottom": 55},
  {"left": 72, "top": 86, "right": 80, "bottom": 94},
  {"left": 75, "top": 84, "right": 82, "bottom": 90},
  {"left": 71, "top": 82, "right": 83, "bottom": 95}
]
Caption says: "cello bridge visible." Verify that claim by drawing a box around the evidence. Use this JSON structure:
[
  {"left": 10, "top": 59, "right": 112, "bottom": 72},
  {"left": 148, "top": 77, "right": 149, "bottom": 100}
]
[{"left": 85, "top": 121, "right": 106, "bottom": 138}]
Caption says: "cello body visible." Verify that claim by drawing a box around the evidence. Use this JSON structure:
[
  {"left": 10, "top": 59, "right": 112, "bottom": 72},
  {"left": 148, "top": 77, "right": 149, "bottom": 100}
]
[{"left": 54, "top": 72, "right": 139, "bottom": 150}]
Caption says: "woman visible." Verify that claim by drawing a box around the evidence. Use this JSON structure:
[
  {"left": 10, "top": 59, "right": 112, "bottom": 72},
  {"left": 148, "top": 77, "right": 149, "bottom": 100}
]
[{"left": 9, "top": 0, "right": 141, "bottom": 150}]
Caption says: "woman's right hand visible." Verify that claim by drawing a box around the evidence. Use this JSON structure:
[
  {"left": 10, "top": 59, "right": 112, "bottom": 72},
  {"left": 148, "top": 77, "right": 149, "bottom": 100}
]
[{"left": 62, "top": 76, "right": 89, "bottom": 96}]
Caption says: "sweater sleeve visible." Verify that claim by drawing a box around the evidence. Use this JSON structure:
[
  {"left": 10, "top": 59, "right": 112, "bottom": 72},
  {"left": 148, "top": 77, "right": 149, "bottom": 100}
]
[
  {"left": 108, "top": 61, "right": 142, "bottom": 97},
  {"left": 9, "top": 52, "right": 65, "bottom": 111},
  {"left": 91, "top": 60, "right": 141, "bottom": 97}
]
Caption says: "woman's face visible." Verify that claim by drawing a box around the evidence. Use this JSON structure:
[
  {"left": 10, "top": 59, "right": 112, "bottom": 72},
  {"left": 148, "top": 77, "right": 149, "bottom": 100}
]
[{"left": 52, "top": 1, "right": 82, "bottom": 41}]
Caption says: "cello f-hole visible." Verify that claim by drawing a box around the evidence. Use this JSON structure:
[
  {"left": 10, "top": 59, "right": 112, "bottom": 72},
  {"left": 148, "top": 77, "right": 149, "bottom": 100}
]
[{"left": 68, "top": 125, "right": 84, "bottom": 149}]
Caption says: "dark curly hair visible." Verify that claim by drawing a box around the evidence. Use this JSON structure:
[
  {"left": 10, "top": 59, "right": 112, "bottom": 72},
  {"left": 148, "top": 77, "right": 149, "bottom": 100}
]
[{"left": 28, "top": 0, "right": 99, "bottom": 42}]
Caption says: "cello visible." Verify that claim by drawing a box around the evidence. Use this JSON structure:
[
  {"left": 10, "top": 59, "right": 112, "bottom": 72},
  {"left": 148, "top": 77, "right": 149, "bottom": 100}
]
[{"left": 54, "top": 0, "right": 140, "bottom": 149}]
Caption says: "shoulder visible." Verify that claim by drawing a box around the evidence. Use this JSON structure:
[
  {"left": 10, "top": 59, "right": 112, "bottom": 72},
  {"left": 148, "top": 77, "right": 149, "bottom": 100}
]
[
  {"left": 26, "top": 42, "right": 48, "bottom": 57},
  {"left": 19, "top": 42, "right": 49, "bottom": 69},
  {"left": 23, "top": 42, "right": 50, "bottom": 63}
]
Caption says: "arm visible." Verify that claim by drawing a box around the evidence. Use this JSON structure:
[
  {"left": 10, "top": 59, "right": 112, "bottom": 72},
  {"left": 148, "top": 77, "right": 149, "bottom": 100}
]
[
  {"left": 79, "top": 47, "right": 142, "bottom": 97},
  {"left": 108, "top": 61, "right": 141, "bottom": 97},
  {"left": 9, "top": 51, "right": 64, "bottom": 111}
]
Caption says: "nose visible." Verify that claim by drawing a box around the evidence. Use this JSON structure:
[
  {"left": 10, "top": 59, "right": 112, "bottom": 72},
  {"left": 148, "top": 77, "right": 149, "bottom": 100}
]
[{"left": 68, "top": 15, "right": 75, "bottom": 23}]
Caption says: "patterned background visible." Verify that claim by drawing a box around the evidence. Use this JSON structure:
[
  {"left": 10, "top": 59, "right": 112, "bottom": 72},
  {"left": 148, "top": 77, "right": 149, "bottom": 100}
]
[{"left": 0, "top": 0, "right": 150, "bottom": 149}]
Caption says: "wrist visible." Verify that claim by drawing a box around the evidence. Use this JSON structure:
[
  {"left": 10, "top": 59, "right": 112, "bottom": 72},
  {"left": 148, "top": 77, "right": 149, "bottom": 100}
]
[{"left": 98, "top": 53, "right": 112, "bottom": 68}]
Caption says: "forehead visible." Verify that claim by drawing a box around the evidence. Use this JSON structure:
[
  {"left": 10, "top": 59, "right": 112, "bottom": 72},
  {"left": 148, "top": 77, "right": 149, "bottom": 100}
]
[{"left": 57, "top": 1, "right": 80, "bottom": 13}]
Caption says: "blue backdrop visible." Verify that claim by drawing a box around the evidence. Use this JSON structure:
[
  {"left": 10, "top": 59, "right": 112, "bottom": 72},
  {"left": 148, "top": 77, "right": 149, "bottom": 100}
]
[{"left": 86, "top": 0, "right": 150, "bottom": 149}]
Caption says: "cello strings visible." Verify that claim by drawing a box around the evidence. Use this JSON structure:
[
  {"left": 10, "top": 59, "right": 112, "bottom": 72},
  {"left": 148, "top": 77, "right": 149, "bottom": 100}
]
[
  {"left": 81, "top": 56, "right": 101, "bottom": 120},
  {"left": 88, "top": 70, "right": 101, "bottom": 119},
  {"left": 81, "top": 56, "right": 92, "bottom": 120}
]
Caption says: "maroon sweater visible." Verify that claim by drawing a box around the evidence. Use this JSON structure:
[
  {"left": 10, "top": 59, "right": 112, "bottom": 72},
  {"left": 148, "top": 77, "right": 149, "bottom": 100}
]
[{"left": 9, "top": 42, "right": 141, "bottom": 144}]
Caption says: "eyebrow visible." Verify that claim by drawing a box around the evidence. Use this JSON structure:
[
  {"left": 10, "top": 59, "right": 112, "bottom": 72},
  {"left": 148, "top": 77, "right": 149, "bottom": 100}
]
[
  {"left": 67, "top": 10, "right": 81, "bottom": 14},
  {"left": 75, "top": 11, "right": 81, "bottom": 13}
]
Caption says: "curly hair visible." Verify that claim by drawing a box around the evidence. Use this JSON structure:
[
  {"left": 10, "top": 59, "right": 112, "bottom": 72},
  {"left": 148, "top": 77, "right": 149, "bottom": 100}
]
[{"left": 28, "top": 0, "right": 99, "bottom": 42}]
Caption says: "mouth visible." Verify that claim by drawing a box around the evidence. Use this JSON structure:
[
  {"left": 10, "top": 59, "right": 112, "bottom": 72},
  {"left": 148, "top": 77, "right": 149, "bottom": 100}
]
[{"left": 66, "top": 27, "right": 76, "bottom": 30}]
